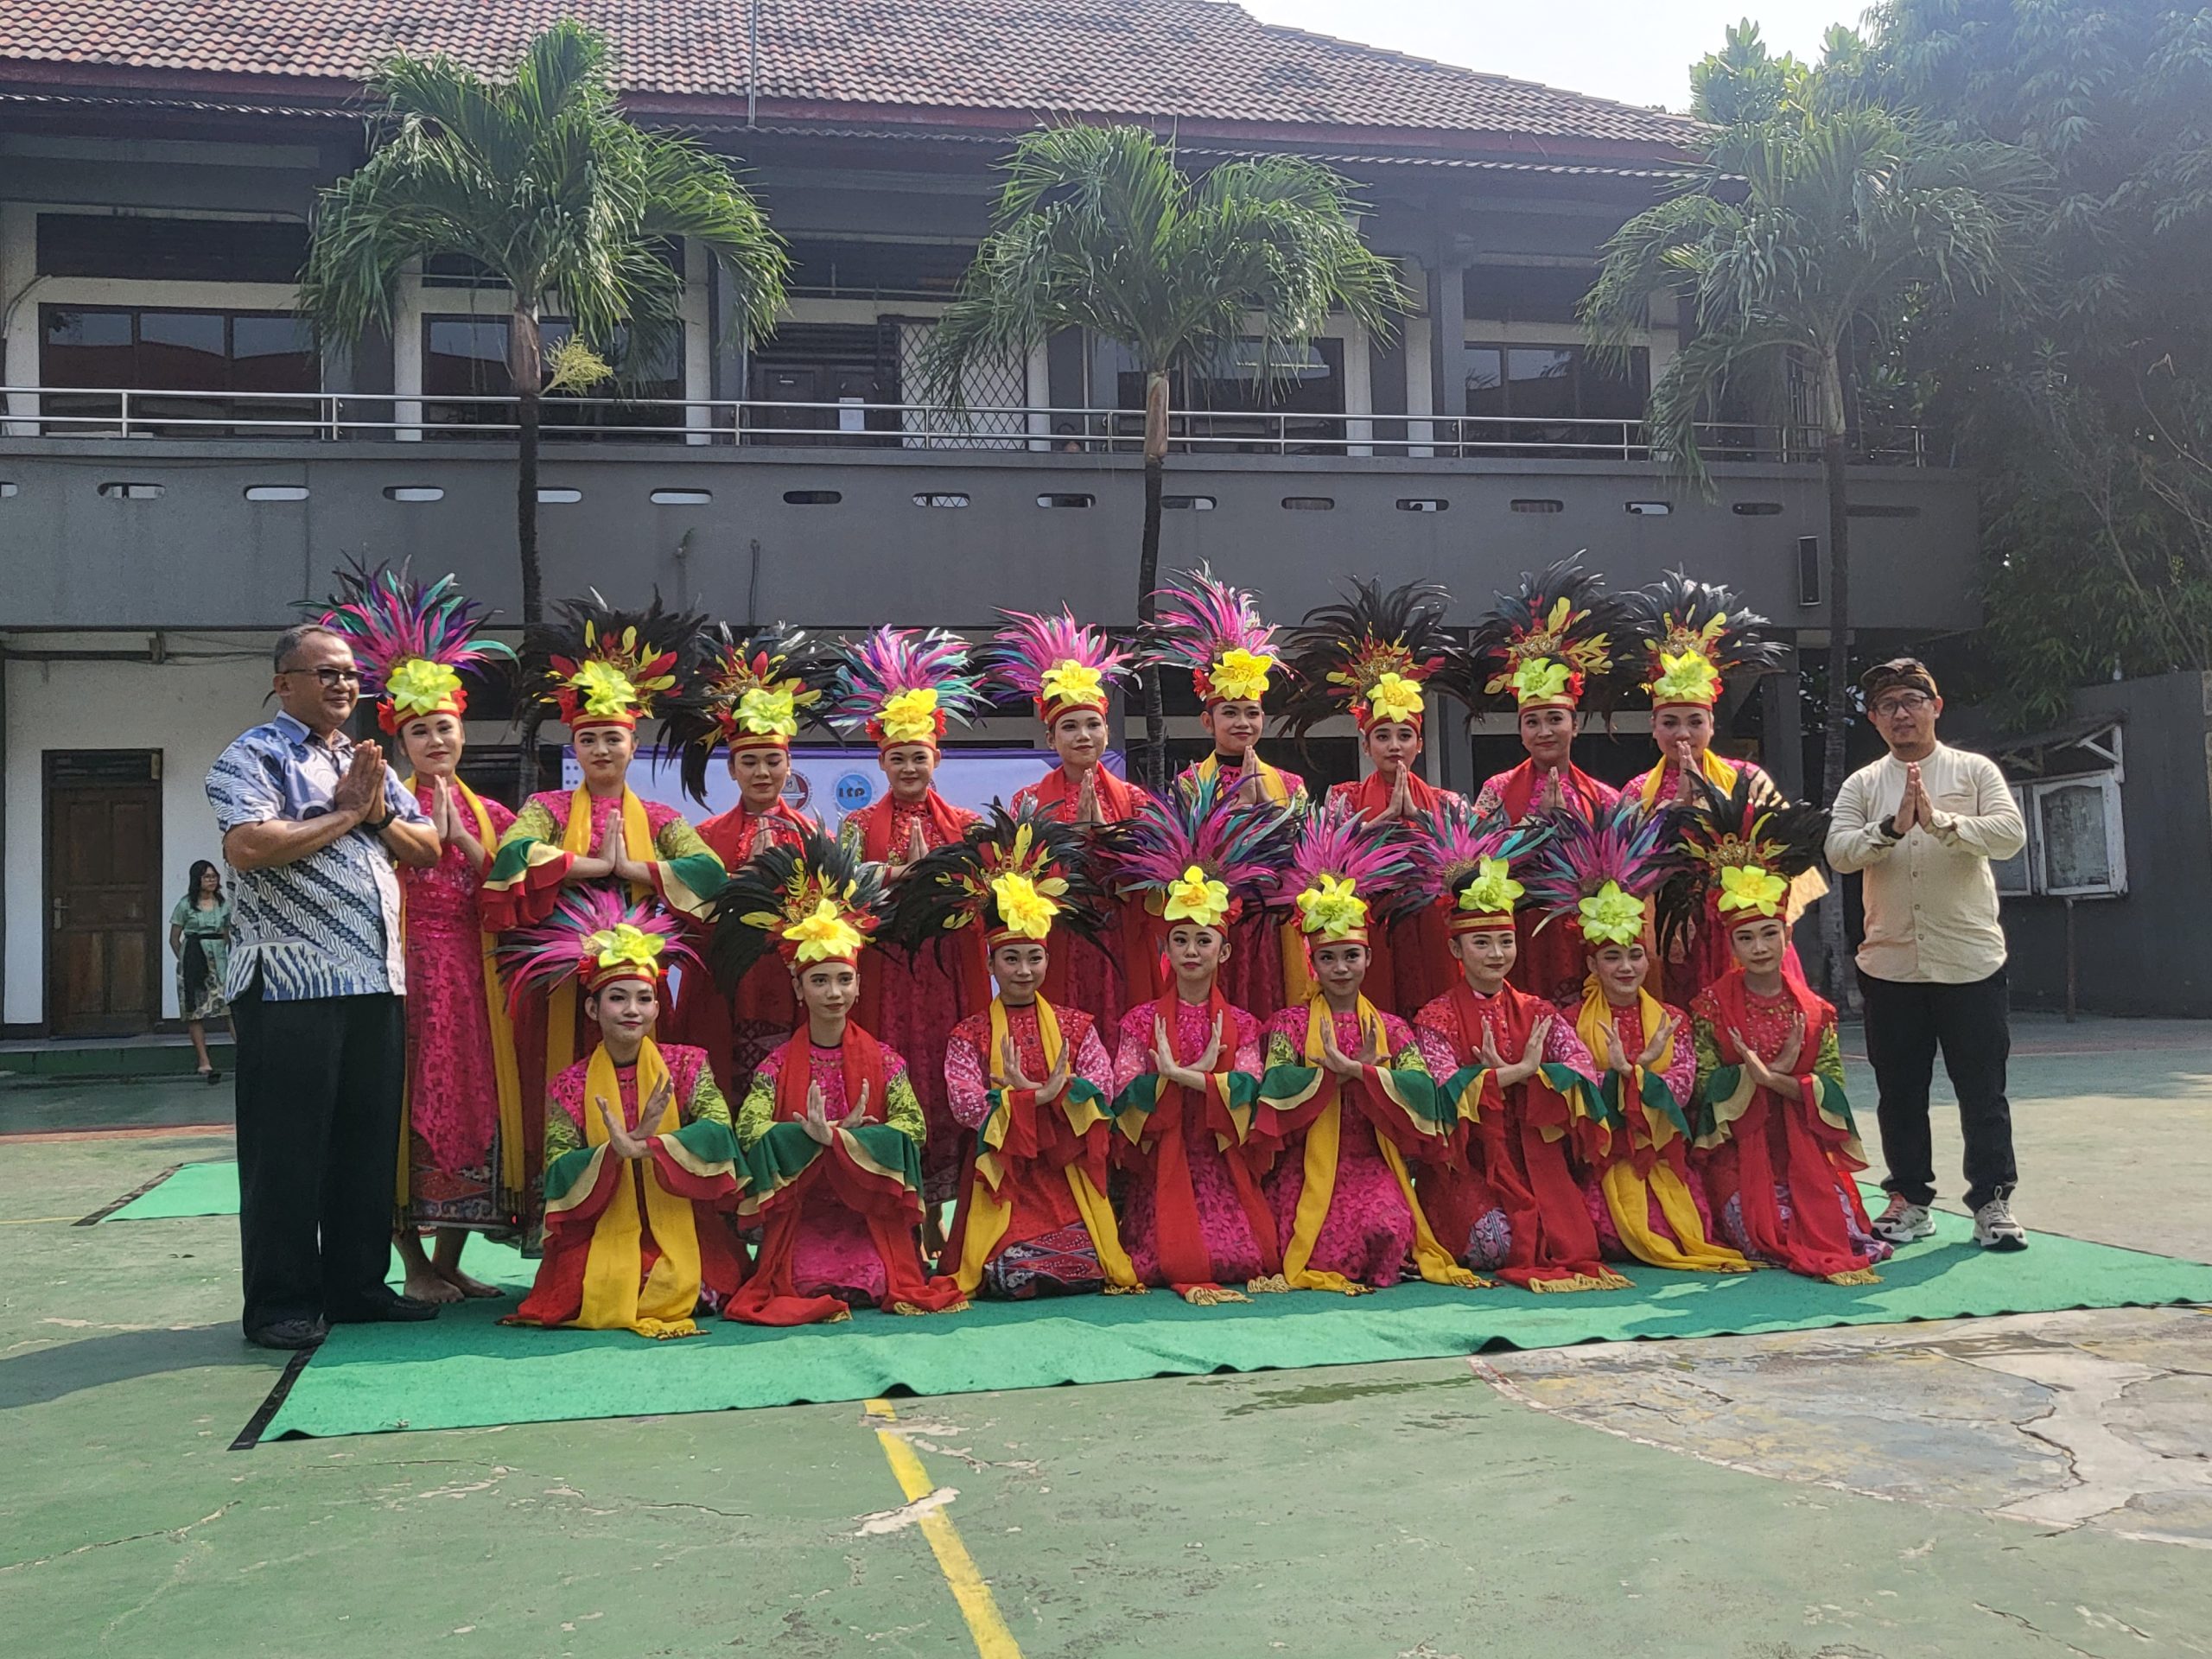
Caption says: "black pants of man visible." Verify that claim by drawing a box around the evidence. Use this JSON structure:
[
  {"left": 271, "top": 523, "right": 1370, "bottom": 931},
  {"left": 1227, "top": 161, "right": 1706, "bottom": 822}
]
[
  {"left": 1858, "top": 967, "right": 2017, "bottom": 1212},
  {"left": 232, "top": 985, "right": 405, "bottom": 1335}
]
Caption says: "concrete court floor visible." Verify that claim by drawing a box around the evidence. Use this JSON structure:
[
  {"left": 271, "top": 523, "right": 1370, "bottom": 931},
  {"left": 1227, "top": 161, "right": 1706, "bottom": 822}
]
[{"left": 3, "top": 1014, "right": 2209, "bottom": 1659}]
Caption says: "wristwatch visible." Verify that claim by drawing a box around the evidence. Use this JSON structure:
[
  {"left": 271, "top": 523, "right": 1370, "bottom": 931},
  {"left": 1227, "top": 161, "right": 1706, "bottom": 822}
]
[{"left": 364, "top": 806, "right": 395, "bottom": 834}]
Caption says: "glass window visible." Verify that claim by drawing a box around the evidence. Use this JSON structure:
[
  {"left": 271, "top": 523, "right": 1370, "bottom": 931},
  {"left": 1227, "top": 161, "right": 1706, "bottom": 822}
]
[
  {"left": 423, "top": 315, "right": 683, "bottom": 439},
  {"left": 38, "top": 305, "right": 317, "bottom": 435},
  {"left": 1506, "top": 347, "right": 1578, "bottom": 421}
]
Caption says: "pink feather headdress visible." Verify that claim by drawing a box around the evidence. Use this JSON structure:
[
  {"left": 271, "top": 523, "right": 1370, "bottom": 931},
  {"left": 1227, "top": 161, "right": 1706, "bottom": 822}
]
[
  {"left": 316, "top": 559, "right": 515, "bottom": 735},
  {"left": 827, "top": 626, "right": 989, "bottom": 753},
  {"left": 1147, "top": 566, "right": 1286, "bottom": 708},
  {"left": 1402, "top": 798, "right": 1554, "bottom": 933},
  {"left": 1282, "top": 804, "right": 1412, "bottom": 947},
  {"left": 1099, "top": 772, "right": 1292, "bottom": 933},
  {"left": 496, "top": 887, "right": 699, "bottom": 1007},
  {"left": 983, "top": 608, "right": 1133, "bottom": 728},
  {"left": 1519, "top": 798, "right": 1684, "bottom": 950}
]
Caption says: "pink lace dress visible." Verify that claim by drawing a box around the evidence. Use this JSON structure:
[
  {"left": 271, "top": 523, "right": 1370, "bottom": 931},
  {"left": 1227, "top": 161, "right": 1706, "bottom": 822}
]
[{"left": 401, "top": 785, "right": 516, "bottom": 1233}]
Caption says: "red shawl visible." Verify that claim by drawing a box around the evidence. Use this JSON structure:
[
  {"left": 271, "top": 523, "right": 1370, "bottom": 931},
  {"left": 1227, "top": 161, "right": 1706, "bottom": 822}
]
[
  {"left": 1495, "top": 759, "right": 1611, "bottom": 823},
  {"left": 847, "top": 789, "right": 975, "bottom": 861},
  {"left": 1031, "top": 761, "right": 1141, "bottom": 822}
]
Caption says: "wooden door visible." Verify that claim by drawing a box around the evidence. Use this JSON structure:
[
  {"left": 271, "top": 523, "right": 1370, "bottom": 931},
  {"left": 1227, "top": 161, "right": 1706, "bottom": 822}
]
[{"left": 45, "top": 752, "right": 162, "bottom": 1036}]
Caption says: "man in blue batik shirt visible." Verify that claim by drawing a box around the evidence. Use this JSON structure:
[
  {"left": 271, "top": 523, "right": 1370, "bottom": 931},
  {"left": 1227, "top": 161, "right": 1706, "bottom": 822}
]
[{"left": 207, "top": 623, "right": 441, "bottom": 1350}]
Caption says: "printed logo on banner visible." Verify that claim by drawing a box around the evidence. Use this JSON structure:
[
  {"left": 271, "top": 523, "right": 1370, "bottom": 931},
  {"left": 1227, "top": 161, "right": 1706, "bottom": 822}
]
[
  {"left": 834, "top": 772, "right": 876, "bottom": 814},
  {"left": 782, "top": 771, "right": 812, "bottom": 812}
]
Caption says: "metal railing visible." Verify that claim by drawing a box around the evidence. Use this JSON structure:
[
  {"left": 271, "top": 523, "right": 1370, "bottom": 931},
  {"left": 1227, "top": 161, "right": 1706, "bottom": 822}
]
[{"left": 0, "top": 386, "right": 1937, "bottom": 466}]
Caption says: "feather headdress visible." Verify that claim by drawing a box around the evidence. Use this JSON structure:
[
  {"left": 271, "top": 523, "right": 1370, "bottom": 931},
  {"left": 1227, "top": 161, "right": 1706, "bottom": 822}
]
[
  {"left": 1471, "top": 556, "right": 1628, "bottom": 714},
  {"left": 1277, "top": 576, "right": 1463, "bottom": 737},
  {"left": 496, "top": 887, "right": 699, "bottom": 1008},
  {"left": 1147, "top": 565, "right": 1286, "bottom": 708},
  {"left": 661, "top": 623, "right": 831, "bottom": 806},
  {"left": 827, "top": 626, "right": 989, "bottom": 753},
  {"left": 983, "top": 608, "right": 1134, "bottom": 728},
  {"left": 1520, "top": 799, "right": 1686, "bottom": 950},
  {"left": 888, "top": 804, "right": 1106, "bottom": 953},
  {"left": 706, "top": 831, "right": 889, "bottom": 984},
  {"left": 1402, "top": 798, "right": 1554, "bottom": 932},
  {"left": 524, "top": 589, "right": 703, "bottom": 734},
  {"left": 1282, "top": 804, "right": 1412, "bottom": 947},
  {"left": 315, "top": 558, "right": 515, "bottom": 735},
  {"left": 1099, "top": 772, "right": 1291, "bottom": 933},
  {"left": 1657, "top": 770, "right": 1829, "bottom": 950},
  {"left": 1627, "top": 570, "right": 1786, "bottom": 710}
]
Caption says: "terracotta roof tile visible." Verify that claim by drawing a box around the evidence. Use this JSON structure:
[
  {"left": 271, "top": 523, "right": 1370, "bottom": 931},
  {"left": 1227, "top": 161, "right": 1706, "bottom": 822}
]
[{"left": 0, "top": 0, "right": 1700, "bottom": 152}]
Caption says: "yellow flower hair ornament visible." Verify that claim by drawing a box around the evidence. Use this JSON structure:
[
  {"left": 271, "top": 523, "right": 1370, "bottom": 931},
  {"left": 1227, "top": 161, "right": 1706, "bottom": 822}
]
[
  {"left": 1717, "top": 864, "right": 1788, "bottom": 918},
  {"left": 1457, "top": 856, "right": 1524, "bottom": 918},
  {"left": 1039, "top": 659, "right": 1103, "bottom": 712},
  {"left": 784, "top": 898, "right": 868, "bottom": 965},
  {"left": 1295, "top": 872, "right": 1370, "bottom": 940},
  {"left": 385, "top": 656, "right": 466, "bottom": 721},
  {"left": 1163, "top": 864, "right": 1232, "bottom": 931},
  {"left": 986, "top": 871, "right": 1058, "bottom": 941},
  {"left": 569, "top": 658, "right": 641, "bottom": 719},
  {"left": 1576, "top": 880, "right": 1648, "bottom": 948},
  {"left": 1210, "top": 647, "right": 1274, "bottom": 703},
  {"left": 1510, "top": 658, "right": 1574, "bottom": 709},
  {"left": 876, "top": 687, "right": 941, "bottom": 746},
  {"left": 1365, "top": 671, "right": 1426, "bottom": 727},
  {"left": 1649, "top": 649, "right": 1723, "bottom": 709},
  {"left": 734, "top": 684, "right": 798, "bottom": 739},
  {"left": 585, "top": 922, "right": 668, "bottom": 976}
]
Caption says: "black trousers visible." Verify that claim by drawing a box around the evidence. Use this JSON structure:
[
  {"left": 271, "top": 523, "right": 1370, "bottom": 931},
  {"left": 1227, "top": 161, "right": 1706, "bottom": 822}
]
[
  {"left": 232, "top": 984, "right": 405, "bottom": 1333},
  {"left": 1859, "top": 968, "right": 2018, "bottom": 1211}
]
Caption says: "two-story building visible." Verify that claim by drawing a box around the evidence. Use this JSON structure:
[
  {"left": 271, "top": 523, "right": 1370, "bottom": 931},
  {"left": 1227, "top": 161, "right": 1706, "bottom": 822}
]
[{"left": 0, "top": 0, "right": 1978, "bottom": 1036}]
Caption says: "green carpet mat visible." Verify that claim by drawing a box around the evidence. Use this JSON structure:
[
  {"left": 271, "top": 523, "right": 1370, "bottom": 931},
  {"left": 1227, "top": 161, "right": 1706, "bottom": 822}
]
[
  {"left": 102, "top": 1160, "right": 240, "bottom": 1221},
  {"left": 261, "top": 1206, "right": 2212, "bottom": 1440}
]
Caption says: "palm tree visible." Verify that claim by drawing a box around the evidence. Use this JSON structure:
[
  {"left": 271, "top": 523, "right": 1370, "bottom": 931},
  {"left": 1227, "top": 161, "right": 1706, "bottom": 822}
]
[
  {"left": 923, "top": 124, "right": 1406, "bottom": 788},
  {"left": 1583, "top": 86, "right": 2038, "bottom": 994},
  {"left": 300, "top": 20, "right": 788, "bottom": 644}
]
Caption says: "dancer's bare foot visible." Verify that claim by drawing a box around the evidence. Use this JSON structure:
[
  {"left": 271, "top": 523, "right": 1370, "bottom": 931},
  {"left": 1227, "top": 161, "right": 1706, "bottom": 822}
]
[
  {"left": 402, "top": 1266, "right": 465, "bottom": 1304},
  {"left": 435, "top": 1262, "right": 503, "bottom": 1299}
]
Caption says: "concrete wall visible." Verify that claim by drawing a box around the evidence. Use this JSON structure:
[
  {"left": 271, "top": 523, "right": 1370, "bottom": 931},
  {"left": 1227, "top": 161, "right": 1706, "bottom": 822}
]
[
  {"left": 1999, "top": 672, "right": 2212, "bottom": 1018},
  {"left": 2, "top": 649, "right": 270, "bottom": 1025},
  {"left": 0, "top": 441, "right": 1980, "bottom": 633}
]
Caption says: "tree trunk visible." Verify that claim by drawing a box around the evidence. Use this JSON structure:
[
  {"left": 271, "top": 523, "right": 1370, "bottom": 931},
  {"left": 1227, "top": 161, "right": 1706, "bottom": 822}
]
[
  {"left": 512, "top": 307, "right": 547, "bottom": 798},
  {"left": 1817, "top": 342, "right": 1854, "bottom": 1007},
  {"left": 1137, "top": 367, "right": 1171, "bottom": 792}
]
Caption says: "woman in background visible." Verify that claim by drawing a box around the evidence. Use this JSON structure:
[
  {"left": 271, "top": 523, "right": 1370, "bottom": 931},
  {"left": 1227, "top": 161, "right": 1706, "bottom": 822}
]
[{"left": 169, "top": 859, "right": 232, "bottom": 1084}]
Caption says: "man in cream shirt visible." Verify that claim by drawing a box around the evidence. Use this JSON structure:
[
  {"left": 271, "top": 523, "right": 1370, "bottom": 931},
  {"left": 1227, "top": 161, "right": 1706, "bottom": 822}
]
[{"left": 1827, "top": 658, "right": 2029, "bottom": 1251}]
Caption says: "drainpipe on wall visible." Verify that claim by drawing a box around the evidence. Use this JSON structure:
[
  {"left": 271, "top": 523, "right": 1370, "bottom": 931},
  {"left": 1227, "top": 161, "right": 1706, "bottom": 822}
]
[{"left": 747, "top": 0, "right": 760, "bottom": 129}]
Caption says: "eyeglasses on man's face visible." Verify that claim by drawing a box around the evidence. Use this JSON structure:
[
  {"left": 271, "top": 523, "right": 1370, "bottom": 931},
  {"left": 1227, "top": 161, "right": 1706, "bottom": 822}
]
[
  {"left": 1871, "top": 692, "right": 1933, "bottom": 718},
  {"left": 279, "top": 664, "right": 362, "bottom": 687}
]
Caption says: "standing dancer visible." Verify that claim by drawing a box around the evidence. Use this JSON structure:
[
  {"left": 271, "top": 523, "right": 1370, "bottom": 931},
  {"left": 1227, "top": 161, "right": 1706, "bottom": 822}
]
[
  {"left": 1622, "top": 573, "right": 1798, "bottom": 1005},
  {"left": 1103, "top": 783, "right": 1291, "bottom": 1303},
  {"left": 1253, "top": 807, "right": 1478, "bottom": 1293},
  {"left": 1151, "top": 565, "right": 1309, "bottom": 1018},
  {"left": 664, "top": 626, "right": 827, "bottom": 1094},
  {"left": 319, "top": 562, "right": 523, "bottom": 1301},
  {"left": 484, "top": 592, "right": 724, "bottom": 1228},
  {"left": 898, "top": 806, "right": 1140, "bottom": 1299},
  {"left": 1278, "top": 577, "right": 1469, "bottom": 1014},
  {"left": 503, "top": 892, "right": 744, "bottom": 1338},
  {"left": 1520, "top": 800, "right": 1749, "bottom": 1274},
  {"left": 1468, "top": 556, "right": 1629, "bottom": 1007},
  {"left": 711, "top": 834, "right": 968, "bottom": 1324},
  {"left": 991, "top": 608, "right": 1150, "bottom": 1022},
  {"left": 1408, "top": 803, "right": 1626, "bottom": 1290},
  {"left": 1669, "top": 782, "right": 1891, "bottom": 1283},
  {"left": 828, "top": 627, "right": 990, "bottom": 1219}
]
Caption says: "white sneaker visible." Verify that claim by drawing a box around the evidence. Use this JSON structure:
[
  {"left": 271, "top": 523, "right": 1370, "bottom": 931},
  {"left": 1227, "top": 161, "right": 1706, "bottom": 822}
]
[
  {"left": 1872, "top": 1193, "right": 1935, "bottom": 1243},
  {"left": 1973, "top": 1195, "right": 2028, "bottom": 1251}
]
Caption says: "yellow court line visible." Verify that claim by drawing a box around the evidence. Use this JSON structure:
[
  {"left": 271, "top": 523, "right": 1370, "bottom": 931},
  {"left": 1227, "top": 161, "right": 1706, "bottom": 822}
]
[
  {"left": 0, "top": 1216, "right": 79, "bottom": 1225},
  {"left": 864, "top": 1397, "right": 1022, "bottom": 1658}
]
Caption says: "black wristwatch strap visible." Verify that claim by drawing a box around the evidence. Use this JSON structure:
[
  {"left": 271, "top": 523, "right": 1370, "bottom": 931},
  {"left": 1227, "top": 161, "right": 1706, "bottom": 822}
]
[{"left": 365, "top": 807, "right": 394, "bottom": 834}]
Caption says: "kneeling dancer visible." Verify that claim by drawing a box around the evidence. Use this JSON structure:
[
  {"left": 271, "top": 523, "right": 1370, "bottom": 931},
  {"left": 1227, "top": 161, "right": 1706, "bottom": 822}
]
[
  {"left": 899, "top": 806, "right": 1141, "bottom": 1298},
  {"left": 504, "top": 892, "right": 744, "bottom": 1338},
  {"left": 1521, "top": 801, "right": 1748, "bottom": 1274},
  {"left": 1673, "top": 780, "right": 1891, "bottom": 1283},
  {"left": 1105, "top": 783, "right": 1291, "bottom": 1303},
  {"left": 1409, "top": 804, "right": 1628, "bottom": 1292},
  {"left": 1254, "top": 807, "right": 1479, "bottom": 1293},
  {"left": 712, "top": 835, "right": 968, "bottom": 1323}
]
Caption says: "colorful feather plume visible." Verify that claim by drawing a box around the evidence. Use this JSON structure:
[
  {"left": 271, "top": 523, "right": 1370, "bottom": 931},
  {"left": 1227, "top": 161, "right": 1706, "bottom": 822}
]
[
  {"left": 1656, "top": 769, "right": 1830, "bottom": 949},
  {"left": 1469, "top": 555, "right": 1630, "bottom": 713},
  {"left": 1626, "top": 569, "right": 1786, "bottom": 709},
  {"left": 495, "top": 886, "right": 699, "bottom": 1009},
  {"left": 1399, "top": 796, "right": 1554, "bottom": 922},
  {"left": 1520, "top": 798, "right": 1686, "bottom": 948},
  {"left": 887, "top": 803, "right": 1108, "bottom": 951},
  {"left": 523, "top": 588, "right": 705, "bottom": 733},
  {"left": 1145, "top": 565, "right": 1287, "bottom": 706},
  {"left": 315, "top": 557, "right": 515, "bottom": 733},
  {"left": 705, "top": 830, "right": 889, "bottom": 987},
  {"left": 826, "top": 626, "right": 989, "bottom": 750},
  {"left": 1097, "top": 771, "right": 1293, "bottom": 931},
  {"left": 982, "top": 607, "right": 1134, "bottom": 724},
  {"left": 1276, "top": 576, "right": 1464, "bottom": 737},
  {"left": 1282, "top": 803, "right": 1413, "bottom": 943},
  {"left": 660, "top": 623, "right": 833, "bottom": 805}
]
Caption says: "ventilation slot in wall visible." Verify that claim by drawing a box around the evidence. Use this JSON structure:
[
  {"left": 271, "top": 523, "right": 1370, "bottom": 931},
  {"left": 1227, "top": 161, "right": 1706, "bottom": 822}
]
[
  {"left": 1162, "top": 495, "right": 1216, "bottom": 511},
  {"left": 1798, "top": 536, "right": 1823, "bottom": 607},
  {"left": 1509, "top": 499, "right": 1563, "bottom": 514},
  {"left": 1281, "top": 496, "right": 1335, "bottom": 512},
  {"left": 914, "top": 493, "right": 970, "bottom": 508},
  {"left": 783, "top": 490, "right": 842, "bottom": 505},
  {"left": 1732, "top": 501, "right": 1783, "bottom": 516},
  {"left": 1847, "top": 503, "right": 1920, "bottom": 518},
  {"left": 650, "top": 488, "right": 711, "bottom": 505},
  {"left": 1395, "top": 498, "right": 1448, "bottom": 513},
  {"left": 0, "top": 482, "right": 19, "bottom": 499},
  {"left": 245, "top": 485, "right": 308, "bottom": 503},
  {"left": 98, "top": 481, "right": 164, "bottom": 500},
  {"left": 385, "top": 486, "right": 443, "bottom": 503},
  {"left": 1625, "top": 500, "right": 1671, "bottom": 516},
  {"left": 537, "top": 487, "right": 582, "bottom": 505},
  {"left": 1037, "top": 493, "right": 1094, "bottom": 509}
]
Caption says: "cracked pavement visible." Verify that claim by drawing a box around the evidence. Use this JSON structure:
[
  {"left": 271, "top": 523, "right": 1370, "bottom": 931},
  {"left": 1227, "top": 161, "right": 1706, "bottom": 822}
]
[{"left": 3, "top": 1014, "right": 2209, "bottom": 1657}]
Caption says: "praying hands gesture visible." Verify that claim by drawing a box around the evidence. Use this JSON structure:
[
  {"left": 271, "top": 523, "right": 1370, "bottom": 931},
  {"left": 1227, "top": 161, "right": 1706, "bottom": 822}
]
[
  {"left": 999, "top": 1035, "right": 1071, "bottom": 1106},
  {"left": 1319, "top": 1014, "right": 1384, "bottom": 1082},
  {"left": 1074, "top": 769, "right": 1101, "bottom": 825},
  {"left": 1729, "top": 1013, "right": 1807, "bottom": 1100},
  {"left": 1371, "top": 767, "right": 1415, "bottom": 823},
  {"left": 752, "top": 817, "right": 777, "bottom": 858},
  {"left": 596, "top": 810, "right": 651, "bottom": 887},
  {"left": 595, "top": 1075, "right": 675, "bottom": 1161},
  {"left": 1153, "top": 1013, "right": 1224, "bottom": 1091},
  {"left": 432, "top": 776, "right": 486, "bottom": 870},
  {"left": 1890, "top": 761, "right": 1933, "bottom": 836},
  {"left": 1671, "top": 737, "right": 1700, "bottom": 805},
  {"left": 332, "top": 741, "right": 387, "bottom": 825},
  {"left": 1233, "top": 766, "right": 1268, "bottom": 807},
  {"left": 887, "top": 817, "right": 930, "bottom": 872},
  {"left": 1475, "top": 1014, "right": 1551, "bottom": 1089},
  {"left": 1539, "top": 764, "right": 1567, "bottom": 814}
]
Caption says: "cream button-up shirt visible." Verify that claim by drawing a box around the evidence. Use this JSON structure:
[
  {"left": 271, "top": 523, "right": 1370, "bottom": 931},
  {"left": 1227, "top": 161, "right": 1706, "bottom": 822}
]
[{"left": 1825, "top": 742, "right": 2026, "bottom": 985}]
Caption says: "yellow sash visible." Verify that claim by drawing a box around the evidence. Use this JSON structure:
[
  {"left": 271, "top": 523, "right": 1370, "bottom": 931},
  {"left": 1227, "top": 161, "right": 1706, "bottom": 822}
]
[
  {"left": 546, "top": 784, "right": 655, "bottom": 1096},
  {"left": 394, "top": 776, "right": 529, "bottom": 1208},
  {"left": 952, "top": 996, "right": 1139, "bottom": 1294},
  {"left": 1280, "top": 997, "right": 1479, "bottom": 1294},
  {"left": 1638, "top": 746, "right": 1739, "bottom": 808},
  {"left": 1574, "top": 982, "right": 1747, "bottom": 1274},
  {"left": 575, "top": 1038, "right": 708, "bottom": 1337}
]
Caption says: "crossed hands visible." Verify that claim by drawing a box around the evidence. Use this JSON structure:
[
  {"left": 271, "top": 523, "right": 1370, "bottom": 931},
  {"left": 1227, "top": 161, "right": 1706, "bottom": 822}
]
[
  {"left": 1000, "top": 1035, "right": 1071, "bottom": 1105},
  {"left": 1474, "top": 1013, "right": 1551, "bottom": 1089},
  {"left": 1319, "top": 1014, "right": 1384, "bottom": 1081},
  {"left": 1600, "top": 1012, "right": 1681, "bottom": 1077},
  {"left": 800, "top": 1077, "right": 874, "bottom": 1146},
  {"left": 595, "top": 1074, "right": 677, "bottom": 1161},
  {"left": 1728, "top": 1013, "right": 1806, "bottom": 1093},
  {"left": 1153, "top": 1013, "right": 1224, "bottom": 1091}
]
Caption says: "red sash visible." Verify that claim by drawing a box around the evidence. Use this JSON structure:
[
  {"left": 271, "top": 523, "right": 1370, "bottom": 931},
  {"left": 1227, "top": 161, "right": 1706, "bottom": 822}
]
[
  {"left": 1032, "top": 762, "right": 1141, "bottom": 822},
  {"left": 850, "top": 790, "right": 974, "bottom": 861},
  {"left": 1345, "top": 767, "right": 1442, "bottom": 817},
  {"left": 1496, "top": 759, "right": 1610, "bottom": 823},
  {"left": 1128, "top": 988, "right": 1281, "bottom": 1292}
]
